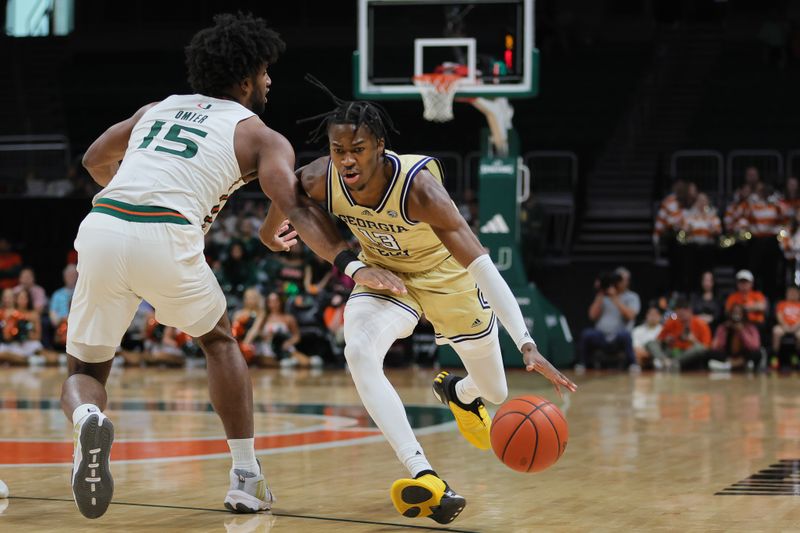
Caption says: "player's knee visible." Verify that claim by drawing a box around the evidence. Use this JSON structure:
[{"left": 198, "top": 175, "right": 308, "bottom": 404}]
[
  {"left": 197, "top": 323, "right": 236, "bottom": 355},
  {"left": 343, "top": 332, "right": 378, "bottom": 371},
  {"left": 482, "top": 381, "right": 508, "bottom": 405},
  {"left": 773, "top": 325, "right": 784, "bottom": 337}
]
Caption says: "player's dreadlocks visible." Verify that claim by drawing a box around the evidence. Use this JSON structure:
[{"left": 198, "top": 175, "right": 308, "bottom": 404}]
[
  {"left": 185, "top": 13, "right": 285, "bottom": 97},
  {"left": 299, "top": 74, "right": 399, "bottom": 145}
]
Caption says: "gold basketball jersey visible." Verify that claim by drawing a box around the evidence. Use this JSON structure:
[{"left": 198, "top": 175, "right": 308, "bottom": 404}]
[{"left": 327, "top": 151, "right": 451, "bottom": 273}]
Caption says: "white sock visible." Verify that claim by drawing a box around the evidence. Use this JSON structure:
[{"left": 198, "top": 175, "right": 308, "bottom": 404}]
[
  {"left": 72, "top": 403, "right": 100, "bottom": 426},
  {"left": 398, "top": 443, "right": 433, "bottom": 478},
  {"left": 455, "top": 377, "right": 480, "bottom": 405},
  {"left": 227, "top": 438, "right": 259, "bottom": 474}
]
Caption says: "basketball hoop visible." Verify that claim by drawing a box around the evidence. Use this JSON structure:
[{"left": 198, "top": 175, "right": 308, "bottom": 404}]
[{"left": 413, "top": 73, "right": 464, "bottom": 123}]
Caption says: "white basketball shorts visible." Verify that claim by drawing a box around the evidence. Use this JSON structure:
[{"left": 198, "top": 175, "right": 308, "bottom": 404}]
[{"left": 67, "top": 211, "right": 226, "bottom": 363}]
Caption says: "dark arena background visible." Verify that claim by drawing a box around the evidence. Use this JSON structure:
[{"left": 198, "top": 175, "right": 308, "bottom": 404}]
[{"left": 2, "top": 0, "right": 800, "bottom": 531}]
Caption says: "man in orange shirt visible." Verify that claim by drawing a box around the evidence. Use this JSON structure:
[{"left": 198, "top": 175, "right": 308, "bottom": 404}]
[
  {"left": 773, "top": 285, "right": 800, "bottom": 355},
  {"left": 645, "top": 297, "right": 712, "bottom": 370},
  {"left": 724, "top": 270, "right": 767, "bottom": 325}
]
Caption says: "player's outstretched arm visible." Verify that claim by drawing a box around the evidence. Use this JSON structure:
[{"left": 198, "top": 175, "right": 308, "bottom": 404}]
[
  {"left": 258, "top": 163, "right": 316, "bottom": 251},
  {"left": 407, "top": 170, "right": 577, "bottom": 394},
  {"left": 82, "top": 102, "right": 157, "bottom": 187},
  {"left": 255, "top": 133, "right": 345, "bottom": 263}
]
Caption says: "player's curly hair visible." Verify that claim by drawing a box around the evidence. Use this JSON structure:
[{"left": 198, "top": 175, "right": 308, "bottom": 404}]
[
  {"left": 299, "top": 74, "right": 399, "bottom": 145},
  {"left": 185, "top": 13, "right": 285, "bottom": 97}
]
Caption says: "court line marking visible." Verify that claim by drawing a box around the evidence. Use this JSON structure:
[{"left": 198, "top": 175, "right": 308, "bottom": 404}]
[
  {"left": 0, "top": 421, "right": 458, "bottom": 468},
  {"left": 6, "top": 496, "right": 481, "bottom": 532}
]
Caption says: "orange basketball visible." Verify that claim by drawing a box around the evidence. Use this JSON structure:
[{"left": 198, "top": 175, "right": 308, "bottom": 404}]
[{"left": 490, "top": 395, "right": 568, "bottom": 473}]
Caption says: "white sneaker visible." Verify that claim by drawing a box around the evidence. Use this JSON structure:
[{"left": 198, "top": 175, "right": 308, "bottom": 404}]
[
  {"left": 308, "top": 355, "right": 324, "bottom": 367},
  {"left": 71, "top": 413, "right": 115, "bottom": 519},
  {"left": 708, "top": 359, "right": 732, "bottom": 372},
  {"left": 224, "top": 462, "right": 274, "bottom": 513},
  {"left": 279, "top": 357, "right": 297, "bottom": 369},
  {"left": 574, "top": 364, "right": 586, "bottom": 375},
  {"left": 652, "top": 358, "right": 664, "bottom": 371},
  {"left": 628, "top": 363, "right": 641, "bottom": 373}
]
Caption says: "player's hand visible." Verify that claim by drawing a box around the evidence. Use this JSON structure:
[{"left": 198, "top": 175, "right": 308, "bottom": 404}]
[
  {"left": 522, "top": 342, "right": 577, "bottom": 398},
  {"left": 264, "top": 219, "right": 298, "bottom": 252},
  {"left": 353, "top": 267, "right": 407, "bottom": 295}
]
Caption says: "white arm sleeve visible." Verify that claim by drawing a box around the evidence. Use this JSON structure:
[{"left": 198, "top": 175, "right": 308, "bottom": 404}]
[{"left": 467, "top": 254, "right": 535, "bottom": 351}]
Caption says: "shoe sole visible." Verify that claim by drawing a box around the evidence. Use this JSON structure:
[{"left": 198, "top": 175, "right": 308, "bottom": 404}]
[
  {"left": 224, "top": 489, "right": 272, "bottom": 513},
  {"left": 72, "top": 414, "right": 114, "bottom": 519},
  {"left": 391, "top": 480, "right": 466, "bottom": 524}
]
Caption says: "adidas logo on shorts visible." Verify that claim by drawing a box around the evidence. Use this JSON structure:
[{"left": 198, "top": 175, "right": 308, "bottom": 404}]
[{"left": 471, "top": 318, "right": 483, "bottom": 328}]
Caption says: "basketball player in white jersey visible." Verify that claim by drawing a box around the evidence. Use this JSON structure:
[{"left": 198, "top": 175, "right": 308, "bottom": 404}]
[
  {"left": 61, "top": 14, "right": 404, "bottom": 519},
  {"left": 263, "top": 78, "right": 577, "bottom": 524}
]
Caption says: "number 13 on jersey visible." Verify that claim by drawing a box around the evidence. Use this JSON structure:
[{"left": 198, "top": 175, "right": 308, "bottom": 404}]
[{"left": 357, "top": 229, "right": 403, "bottom": 251}]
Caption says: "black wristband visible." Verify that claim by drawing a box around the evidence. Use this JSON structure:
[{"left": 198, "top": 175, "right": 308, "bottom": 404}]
[{"left": 334, "top": 249, "right": 359, "bottom": 272}]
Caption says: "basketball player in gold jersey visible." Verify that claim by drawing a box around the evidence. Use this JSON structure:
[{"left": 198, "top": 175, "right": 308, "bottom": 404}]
[{"left": 262, "top": 78, "right": 576, "bottom": 524}]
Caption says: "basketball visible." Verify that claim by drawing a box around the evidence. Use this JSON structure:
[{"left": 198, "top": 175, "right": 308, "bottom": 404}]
[{"left": 490, "top": 395, "right": 568, "bottom": 473}]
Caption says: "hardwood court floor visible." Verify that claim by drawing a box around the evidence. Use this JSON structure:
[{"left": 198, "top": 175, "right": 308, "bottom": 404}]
[{"left": 1, "top": 365, "right": 799, "bottom": 532}]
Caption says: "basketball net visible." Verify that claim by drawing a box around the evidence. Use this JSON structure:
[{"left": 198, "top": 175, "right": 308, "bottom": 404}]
[
  {"left": 413, "top": 73, "right": 464, "bottom": 122},
  {"left": 469, "top": 97, "right": 514, "bottom": 157}
]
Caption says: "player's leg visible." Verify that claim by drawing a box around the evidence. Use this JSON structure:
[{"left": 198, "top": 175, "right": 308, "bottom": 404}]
[
  {"left": 433, "top": 326, "right": 505, "bottom": 451},
  {"left": 61, "top": 213, "right": 141, "bottom": 519},
  {"left": 343, "top": 295, "right": 425, "bottom": 473},
  {"left": 134, "top": 223, "right": 269, "bottom": 513},
  {"left": 343, "top": 294, "right": 466, "bottom": 524}
]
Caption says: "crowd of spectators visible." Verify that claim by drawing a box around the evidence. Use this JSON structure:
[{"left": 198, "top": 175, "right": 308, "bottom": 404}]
[
  {"left": 654, "top": 166, "right": 800, "bottom": 300},
  {"left": 580, "top": 264, "right": 800, "bottom": 373}
]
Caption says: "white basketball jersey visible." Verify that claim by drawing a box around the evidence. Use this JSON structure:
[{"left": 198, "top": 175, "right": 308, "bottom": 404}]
[{"left": 96, "top": 94, "right": 255, "bottom": 233}]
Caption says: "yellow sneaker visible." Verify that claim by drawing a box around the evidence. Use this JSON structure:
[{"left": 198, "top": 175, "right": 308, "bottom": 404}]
[
  {"left": 390, "top": 474, "right": 466, "bottom": 524},
  {"left": 432, "top": 371, "right": 491, "bottom": 450}
]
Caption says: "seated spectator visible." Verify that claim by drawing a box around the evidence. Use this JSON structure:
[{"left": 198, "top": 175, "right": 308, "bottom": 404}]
[
  {"left": 645, "top": 297, "right": 712, "bottom": 370},
  {"left": 143, "top": 314, "right": 188, "bottom": 368},
  {"left": 118, "top": 300, "right": 153, "bottom": 367},
  {"left": 691, "top": 271, "right": 721, "bottom": 326},
  {"left": 288, "top": 293, "right": 332, "bottom": 364},
  {"left": 323, "top": 292, "right": 347, "bottom": 360},
  {"left": 0, "top": 289, "right": 24, "bottom": 365},
  {"left": 724, "top": 184, "right": 752, "bottom": 235},
  {"left": 771, "top": 285, "right": 800, "bottom": 367},
  {"left": 781, "top": 176, "right": 800, "bottom": 224},
  {"left": 632, "top": 306, "right": 663, "bottom": 367},
  {"left": 725, "top": 270, "right": 767, "bottom": 326},
  {"left": 0, "top": 238, "right": 22, "bottom": 290},
  {"left": 13, "top": 267, "right": 48, "bottom": 314},
  {"left": 781, "top": 208, "right": 800, "bottom": 266},
  {"left": 49, "top": 264, "right": 78, "bottom": 351},
  {"left": 679, "top": 193, "right": 721, "bottom": 290},
  {"left": 0, "top": 289, "right": 47, "bottom": 365},
  {"left": 273, "top": 245, "right": 306, "bottom": 297},
  {"left": 654, "top": 179, "right": 697, "bottom": 291},
  {"left": 708, "top": 304, "right": 761, "bottom": 371},
  {"left": 255, "top": 292, "right": 321, "bottom": 369},
  {"left": 219, "top": 241, "right": 258, "bottom": 302},
  {"left": 744, "top": 183, "right": 783, "bottom": 298},
  {"left": 232, "top": 287, "right": 267, "bottom": 365},
  {"left": 576, "top": 268, "right": 641, "bottom": 372}
]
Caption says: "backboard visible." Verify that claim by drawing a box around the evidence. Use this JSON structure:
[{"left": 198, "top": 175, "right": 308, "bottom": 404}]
[{"left": 354, "top": 0, "right": 538, "bottom": 100}]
